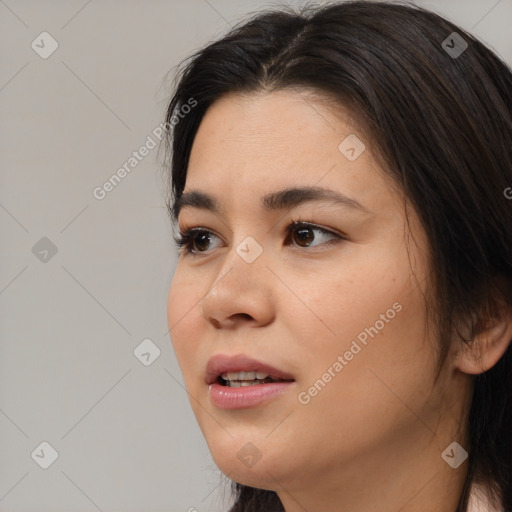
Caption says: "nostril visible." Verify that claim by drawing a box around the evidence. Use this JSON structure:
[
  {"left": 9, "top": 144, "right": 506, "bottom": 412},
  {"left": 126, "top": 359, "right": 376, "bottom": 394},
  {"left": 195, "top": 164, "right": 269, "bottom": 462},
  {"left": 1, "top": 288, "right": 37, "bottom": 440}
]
[{"left": 210, "top": 313, "right": 252, "bottom": 328}]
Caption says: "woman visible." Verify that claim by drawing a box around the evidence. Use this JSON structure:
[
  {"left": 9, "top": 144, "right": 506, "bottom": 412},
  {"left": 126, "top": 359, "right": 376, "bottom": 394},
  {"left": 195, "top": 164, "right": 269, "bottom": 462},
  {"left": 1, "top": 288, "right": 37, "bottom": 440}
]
[{"left": 164, "top": 1, "right": 512, "bottom": 510}]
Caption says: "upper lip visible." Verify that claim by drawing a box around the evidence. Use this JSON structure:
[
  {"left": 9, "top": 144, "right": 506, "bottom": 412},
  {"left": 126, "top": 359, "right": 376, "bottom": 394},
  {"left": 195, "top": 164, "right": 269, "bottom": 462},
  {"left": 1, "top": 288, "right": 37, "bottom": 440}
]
[{"left": 205, "top": 353, "right": 295, "bottom": 384}]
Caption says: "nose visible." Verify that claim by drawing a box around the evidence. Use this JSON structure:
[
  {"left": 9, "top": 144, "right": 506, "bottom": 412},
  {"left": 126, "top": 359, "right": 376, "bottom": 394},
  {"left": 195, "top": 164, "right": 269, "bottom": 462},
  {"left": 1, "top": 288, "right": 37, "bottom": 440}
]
[{"left": 199, "top": 246, "right": 275, "bottom": 330}]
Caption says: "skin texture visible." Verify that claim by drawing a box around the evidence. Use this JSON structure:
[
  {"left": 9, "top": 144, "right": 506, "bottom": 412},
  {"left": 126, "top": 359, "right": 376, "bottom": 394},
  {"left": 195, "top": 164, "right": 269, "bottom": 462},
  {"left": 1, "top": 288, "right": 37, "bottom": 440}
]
[{"left": 167, "top": 89, "right": 510, "bottom": 511}]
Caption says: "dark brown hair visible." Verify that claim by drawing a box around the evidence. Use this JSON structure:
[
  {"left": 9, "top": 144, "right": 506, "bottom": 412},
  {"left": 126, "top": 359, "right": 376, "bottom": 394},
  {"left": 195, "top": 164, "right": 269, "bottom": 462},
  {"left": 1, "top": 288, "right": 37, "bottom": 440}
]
[{"left": 163, "top": 1, "right": 512, "bottom": 510}]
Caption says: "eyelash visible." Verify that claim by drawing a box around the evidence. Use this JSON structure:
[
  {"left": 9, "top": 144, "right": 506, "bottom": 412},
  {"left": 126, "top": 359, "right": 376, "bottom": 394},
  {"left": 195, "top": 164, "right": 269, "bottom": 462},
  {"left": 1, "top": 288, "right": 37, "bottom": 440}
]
[{"left": 173, "top": 220, "right": 345, "bottom": 256}]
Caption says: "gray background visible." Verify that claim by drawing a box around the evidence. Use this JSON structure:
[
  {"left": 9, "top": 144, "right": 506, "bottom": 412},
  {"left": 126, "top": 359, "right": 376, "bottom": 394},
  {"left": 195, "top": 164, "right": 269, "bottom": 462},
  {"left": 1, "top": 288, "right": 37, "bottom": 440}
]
[{"left": 0, "top": 0, "right": 511, "bottom": 511}]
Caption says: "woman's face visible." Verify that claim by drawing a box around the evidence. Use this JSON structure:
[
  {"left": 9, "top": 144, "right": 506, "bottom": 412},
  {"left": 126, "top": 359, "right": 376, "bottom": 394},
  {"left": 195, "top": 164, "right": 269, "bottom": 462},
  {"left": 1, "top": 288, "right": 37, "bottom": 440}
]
[{"left": 168, "top": 90, "right": 466, "bottom": 507}]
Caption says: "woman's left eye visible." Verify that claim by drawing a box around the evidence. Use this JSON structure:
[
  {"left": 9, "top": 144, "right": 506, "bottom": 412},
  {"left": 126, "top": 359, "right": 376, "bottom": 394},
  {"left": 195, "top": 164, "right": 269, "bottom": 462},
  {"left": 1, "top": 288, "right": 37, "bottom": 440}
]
[
  {"left": 285, "top": 221, "right": 342, "bottom": 248},
  {"left": 174, "top": 221, "right": 343, "bottom": 256}
]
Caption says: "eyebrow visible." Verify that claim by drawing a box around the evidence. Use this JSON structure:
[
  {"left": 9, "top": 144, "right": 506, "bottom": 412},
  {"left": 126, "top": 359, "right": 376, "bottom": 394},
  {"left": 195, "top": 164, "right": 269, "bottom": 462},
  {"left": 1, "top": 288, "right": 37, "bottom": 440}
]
[{"left": 171, "top": 186, "right": 369, "bottom": 220}]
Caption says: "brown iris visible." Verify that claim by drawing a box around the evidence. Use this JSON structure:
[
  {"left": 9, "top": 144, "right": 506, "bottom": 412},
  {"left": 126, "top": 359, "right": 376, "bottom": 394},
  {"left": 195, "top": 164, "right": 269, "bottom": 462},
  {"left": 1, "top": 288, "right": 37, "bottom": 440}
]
[{"left": 291, "top": 226, "right": 315, "bottom": 247}]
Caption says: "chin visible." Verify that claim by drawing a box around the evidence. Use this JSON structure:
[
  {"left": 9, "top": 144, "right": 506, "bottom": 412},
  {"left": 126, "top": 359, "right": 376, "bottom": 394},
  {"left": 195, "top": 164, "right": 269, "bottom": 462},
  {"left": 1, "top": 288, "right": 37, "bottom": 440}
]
[
  {"left": 215, "top": 456, "right": 282, "bottom": 491},
  {"left": 206, "top": 433, "right": 298, "bottom": 491}
]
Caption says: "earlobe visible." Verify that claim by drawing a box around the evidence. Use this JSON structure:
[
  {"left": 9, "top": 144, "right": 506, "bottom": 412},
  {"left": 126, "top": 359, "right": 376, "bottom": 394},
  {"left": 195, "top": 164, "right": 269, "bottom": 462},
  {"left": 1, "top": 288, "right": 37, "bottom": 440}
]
[{"left": 455, "top": 309, "right": 512, "bottom": 375}]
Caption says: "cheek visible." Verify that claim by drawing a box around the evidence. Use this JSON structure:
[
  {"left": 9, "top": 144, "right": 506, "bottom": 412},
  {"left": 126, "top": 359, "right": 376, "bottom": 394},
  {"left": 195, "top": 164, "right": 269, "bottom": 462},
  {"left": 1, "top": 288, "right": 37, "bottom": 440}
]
[
  {"left": 167, "top": 269, "right": 204, "bottom": 376},
  {"left": 288, "top": 300, "right": 434, "bottom": 467},
  {"left": 302, "top": 270, "right": 433, "bottom": 411},
  {"left": 285, "top": 254, "right": 407, "bottom": 354},
  {"left": 290, "top": 251, "right": 434, "bottom": 406}
]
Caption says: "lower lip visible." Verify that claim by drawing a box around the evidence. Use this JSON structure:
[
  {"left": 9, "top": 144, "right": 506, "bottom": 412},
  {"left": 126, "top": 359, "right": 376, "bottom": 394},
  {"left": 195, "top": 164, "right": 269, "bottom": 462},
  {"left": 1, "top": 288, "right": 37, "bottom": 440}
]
[{"left": 208, "top": 381, "right": 294, "bottom": 409}]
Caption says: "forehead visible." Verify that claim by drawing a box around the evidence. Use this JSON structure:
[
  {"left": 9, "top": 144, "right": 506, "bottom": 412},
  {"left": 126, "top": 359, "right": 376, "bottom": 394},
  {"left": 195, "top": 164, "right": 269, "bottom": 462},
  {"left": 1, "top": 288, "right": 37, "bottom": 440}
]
[
  {"left": 183, "top": 89, "right": 402, "bottom": 223},
  {"left": 189, "top": 89, "right": 356, "bottom": 160}
]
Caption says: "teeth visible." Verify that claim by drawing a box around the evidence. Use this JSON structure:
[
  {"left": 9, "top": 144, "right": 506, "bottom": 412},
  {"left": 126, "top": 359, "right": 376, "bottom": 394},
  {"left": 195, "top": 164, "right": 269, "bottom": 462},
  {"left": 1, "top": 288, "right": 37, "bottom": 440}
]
[
  {"left": 221, "top": 371, "right": 269, "bottom": 381},
  {"left": 218, "top": 370, "right": 282, "bottom": 387},
  {"left": 232, "top": 371, "right": 255, "bottom": 380},
  {"left": 228, "top": 379, "right": 268, "bottom": 387}
]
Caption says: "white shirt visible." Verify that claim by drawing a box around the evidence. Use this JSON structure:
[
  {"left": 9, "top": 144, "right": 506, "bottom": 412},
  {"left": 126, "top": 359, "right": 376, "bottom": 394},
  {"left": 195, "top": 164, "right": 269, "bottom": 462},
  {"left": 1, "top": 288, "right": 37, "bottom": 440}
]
[{"left": 467, "top": 483, "right": 500, "bottom": 512}]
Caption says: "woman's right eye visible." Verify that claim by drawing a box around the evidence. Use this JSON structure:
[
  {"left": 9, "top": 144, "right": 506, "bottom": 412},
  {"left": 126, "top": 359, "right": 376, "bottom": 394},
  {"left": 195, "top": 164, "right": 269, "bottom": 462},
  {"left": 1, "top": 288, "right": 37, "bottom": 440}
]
[{"left": 174, "top": 228, "right": 222, "bottom": 255}]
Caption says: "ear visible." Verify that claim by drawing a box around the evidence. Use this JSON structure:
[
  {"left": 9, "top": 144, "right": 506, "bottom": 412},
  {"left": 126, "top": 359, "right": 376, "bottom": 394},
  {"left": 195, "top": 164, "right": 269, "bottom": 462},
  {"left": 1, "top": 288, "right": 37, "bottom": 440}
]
[{"left": 455, "top": 307, "right": 512, "bottom": 375}]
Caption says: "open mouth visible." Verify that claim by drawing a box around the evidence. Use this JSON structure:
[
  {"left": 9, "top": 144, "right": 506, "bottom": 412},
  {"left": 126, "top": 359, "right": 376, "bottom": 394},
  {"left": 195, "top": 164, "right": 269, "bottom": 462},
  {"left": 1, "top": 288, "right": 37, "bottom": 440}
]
[
  {"left": 218, "top": 371, "right": 291, "bottom": 387},
  {"left": 206, "top": 355, "right": 295, "bottom": 409}
]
